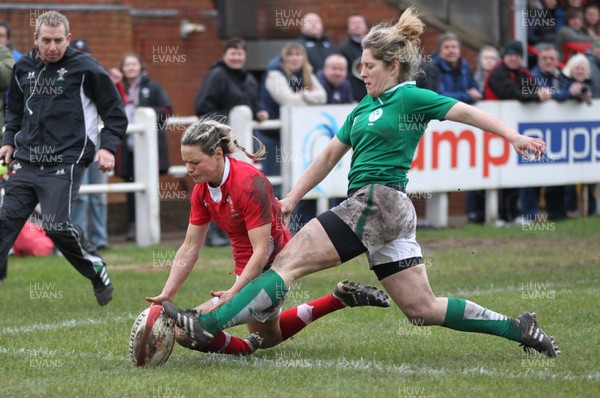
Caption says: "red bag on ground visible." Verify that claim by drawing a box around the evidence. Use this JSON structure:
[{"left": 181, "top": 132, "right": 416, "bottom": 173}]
[{"left": 13, "top": 221, "right": 54, "bottom": 257}]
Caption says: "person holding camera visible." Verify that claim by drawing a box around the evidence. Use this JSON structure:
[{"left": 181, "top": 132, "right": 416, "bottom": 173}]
[{"left": 559, "top": 52, "right": 593, "bottom": 104}]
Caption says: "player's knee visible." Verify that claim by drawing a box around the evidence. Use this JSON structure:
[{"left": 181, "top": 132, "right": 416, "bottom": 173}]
[{"left": 403, "top": 304, "right": 436, "bottom": 326}]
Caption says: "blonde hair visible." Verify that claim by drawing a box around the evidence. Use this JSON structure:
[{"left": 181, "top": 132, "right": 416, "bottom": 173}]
[
  {"left": 361, "top": 6, "right": 425, "bottom": 83},
  {"left": 181, "top": 116, "right": 266, "bottom": 161},
  {"left": 562, "top": 53, "right": 591, "bottom": 80},
  {"left": 280, "top": 42, "right": 313, "bottom": 90}
]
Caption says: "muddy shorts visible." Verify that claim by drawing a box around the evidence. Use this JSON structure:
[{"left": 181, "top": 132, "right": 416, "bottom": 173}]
[{"left": 316, "top": 184, "right": 424, "bottom": 280}]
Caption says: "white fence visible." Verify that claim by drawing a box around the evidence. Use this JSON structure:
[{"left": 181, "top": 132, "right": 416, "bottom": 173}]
[{"left": 78, "top": 100, "right": 600, "bottom": 245}]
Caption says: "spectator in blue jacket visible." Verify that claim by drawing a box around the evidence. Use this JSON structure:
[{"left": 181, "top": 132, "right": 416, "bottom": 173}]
[
  {"left": 431, "top": 32, "right": 481, "bottom": 104},
  {"left": 530, "top": 44, "right": 571, "bottom": 101},
  {"left": 431, "top": 33, "right": 482, "bottom": 224}
]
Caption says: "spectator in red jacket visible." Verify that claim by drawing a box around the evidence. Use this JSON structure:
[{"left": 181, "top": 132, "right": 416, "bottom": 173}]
[{"left": 484, "top": 40, "right": 552, "bottom": 102}]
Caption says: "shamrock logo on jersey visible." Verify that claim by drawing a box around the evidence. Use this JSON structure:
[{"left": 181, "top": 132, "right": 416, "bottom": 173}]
[{"left": 368, "top": 108, "right": 383, "bottom": 122}]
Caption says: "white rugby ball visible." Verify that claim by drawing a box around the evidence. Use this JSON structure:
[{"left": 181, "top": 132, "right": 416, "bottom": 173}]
[{"left": 129, "top": 305, "right": 175, "bottom": 367}]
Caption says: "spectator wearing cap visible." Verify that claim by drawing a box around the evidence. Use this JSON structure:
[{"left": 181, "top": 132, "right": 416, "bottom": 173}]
[
  {"left": 484, "top": 40, "right": 552, "bottom": 225},
  {"left": 69, "top": 39, "right": 110, "bottom": 250}
]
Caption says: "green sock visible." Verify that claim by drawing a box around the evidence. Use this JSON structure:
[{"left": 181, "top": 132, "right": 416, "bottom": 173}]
[
  {"left": 198, "top": 269, "right": 288, "bottom": 335},
  {"left": 442, "top": 297, "right": 521, "bottom": 342}
]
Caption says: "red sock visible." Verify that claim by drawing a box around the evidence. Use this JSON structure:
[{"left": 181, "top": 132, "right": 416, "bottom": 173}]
[
  {"left": 202, "top": 331, "right": 253, "bottom": 355},
  {"left": 279, "top": 294, "right": 345, "bottom": 341}
]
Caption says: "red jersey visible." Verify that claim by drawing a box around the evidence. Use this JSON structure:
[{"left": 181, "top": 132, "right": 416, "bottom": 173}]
[{"left": 189, "top": 157, "right": 291, "bottom": 276}]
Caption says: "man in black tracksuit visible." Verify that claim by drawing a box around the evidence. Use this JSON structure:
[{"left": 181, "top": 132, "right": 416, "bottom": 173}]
[{"left": 0, "top": 11, "right": 127, "bottom": 305}]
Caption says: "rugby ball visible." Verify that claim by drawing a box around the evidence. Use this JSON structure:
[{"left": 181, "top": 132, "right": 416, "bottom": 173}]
[{"left": 129, "top": 305, "right": 176, "bottom": 367}]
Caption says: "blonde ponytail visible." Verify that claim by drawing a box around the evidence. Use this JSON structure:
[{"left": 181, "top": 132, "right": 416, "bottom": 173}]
[{"left": 362, "top": 6, "right": 425, "bottom": 82}]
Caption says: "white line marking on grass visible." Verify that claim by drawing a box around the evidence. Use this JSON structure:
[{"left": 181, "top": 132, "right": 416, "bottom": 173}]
[
  {"left": 0, "top": 346, "right": 128, "bottom": 362},
  {"left": 3, "top": 346, "right": 599, "bottom": 382},
  {"left": 0, "top": 314, "right": 136, "bottom": 336},
  {"left": 198, "top": 354, "right": 600, "bottom": 381}
]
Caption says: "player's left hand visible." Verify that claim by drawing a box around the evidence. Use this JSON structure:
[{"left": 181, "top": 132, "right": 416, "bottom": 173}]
[
  {"left": 511, "top": 135, "right": 545, "bottom": 161},
  {"left": 95, "top": 148, "right": 116, "bottom": 172}
]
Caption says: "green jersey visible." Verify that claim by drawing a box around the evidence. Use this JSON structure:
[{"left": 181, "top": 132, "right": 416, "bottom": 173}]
[{"left": 336, "top": 81, "right": 458, "bottom": 192}]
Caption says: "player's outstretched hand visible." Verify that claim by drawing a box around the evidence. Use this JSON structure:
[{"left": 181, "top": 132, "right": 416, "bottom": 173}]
[{"left": 511, "top": 134, "right": 546, "bottom": 160}]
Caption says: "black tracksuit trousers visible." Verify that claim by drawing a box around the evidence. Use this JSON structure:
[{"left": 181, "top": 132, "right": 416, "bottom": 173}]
[{"left": 0, "top": 161, "right": 107, "bottom": 284}]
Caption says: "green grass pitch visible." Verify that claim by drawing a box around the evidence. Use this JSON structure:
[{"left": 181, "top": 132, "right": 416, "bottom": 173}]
[{"left": 1, "top": 217, "right": 599, "bottom": 397}]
